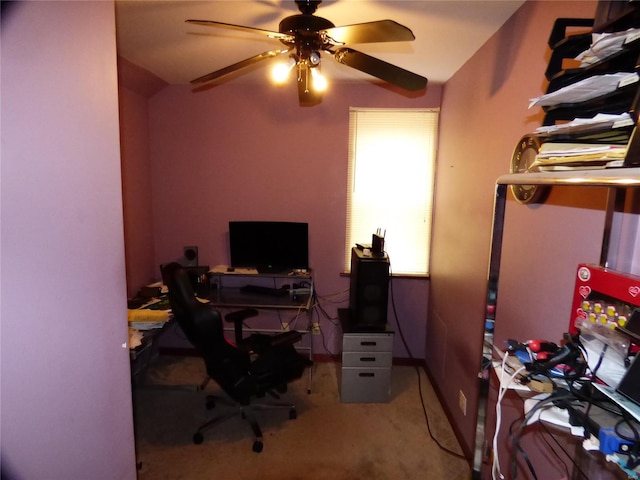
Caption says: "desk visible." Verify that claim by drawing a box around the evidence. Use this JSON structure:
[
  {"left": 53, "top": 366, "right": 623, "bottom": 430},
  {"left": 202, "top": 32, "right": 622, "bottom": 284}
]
[
  {"left": 208, "top": 269, "right": 313, "bottom": 308},
  {"left": 130, "top": 325, "right": 165, "bottom": 385},
  {"left": 209, "top": 288, "right": 312, "bottom": 310},
  {"left": 209, "top": 269, "right": 315, "bottom": 392},
  {"left": 129, "top": 270, "right": 316, "bottom": 391},
  {"left": 128, "top": 303, "right": 172, "bottom": 386}
]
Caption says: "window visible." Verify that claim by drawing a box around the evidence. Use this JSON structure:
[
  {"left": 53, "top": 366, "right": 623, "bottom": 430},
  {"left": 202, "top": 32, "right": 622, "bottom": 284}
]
[{"left": 345, "top": 108, "right": 438, "bottom": 275}]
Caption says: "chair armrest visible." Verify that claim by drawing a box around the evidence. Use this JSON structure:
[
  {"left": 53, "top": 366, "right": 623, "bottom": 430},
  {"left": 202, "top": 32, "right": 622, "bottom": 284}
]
[
  {"left": 224, "top": 308, "right": 259, "bottom": 344},
  {"left": 224, "top": 308, "right": 259, "bottom": 324}
]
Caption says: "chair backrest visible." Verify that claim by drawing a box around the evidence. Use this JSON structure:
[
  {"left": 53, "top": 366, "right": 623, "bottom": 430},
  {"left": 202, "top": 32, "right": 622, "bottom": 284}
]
[{"left": 163, "top": 263, "right": 252, "bottom": 401}]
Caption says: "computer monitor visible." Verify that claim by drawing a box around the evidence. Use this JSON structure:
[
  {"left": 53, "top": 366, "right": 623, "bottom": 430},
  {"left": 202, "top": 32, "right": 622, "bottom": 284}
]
[{"left": 229, "top": 221, "right": 309, "bottom": 274}]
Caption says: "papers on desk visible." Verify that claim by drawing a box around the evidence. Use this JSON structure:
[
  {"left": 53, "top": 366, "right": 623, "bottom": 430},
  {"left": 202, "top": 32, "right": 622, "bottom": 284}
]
[
  {"left": 529, "top": 72, "right": 639, "bottom": 108},
  {"left": 128, "top": 328, "right": 143, "bottom": 349},
  {"left": 141, "top": 281, "right": 168, "bottom": 295},
  {"left": 127, "top": 308, "right": 170, "bottom": 330}
]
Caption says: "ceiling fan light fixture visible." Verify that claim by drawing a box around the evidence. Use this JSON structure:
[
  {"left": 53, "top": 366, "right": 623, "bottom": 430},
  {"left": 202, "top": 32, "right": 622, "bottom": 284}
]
[
  {"left": 308, "top": 50, "right": 321, "bottom": 66},
  {"left": 271, "top": 55, "right": 298, "bottom": 84},
  {"left": 187, "top": 1, "right": 428, "bottom": 103},
  {"left": 311, "top": 67, "right": 327, "bottom": 92}
]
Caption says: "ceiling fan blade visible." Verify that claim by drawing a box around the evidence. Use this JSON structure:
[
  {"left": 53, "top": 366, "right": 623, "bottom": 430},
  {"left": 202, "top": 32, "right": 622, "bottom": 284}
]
[
  {"left": 323, "top": 20, "right": 415, "bottom": 45},
  {"left": 334, "top": 47, "right": 427, "bottom": 91},
  {"left": 191, "top": 49, "right": 288, "bottom": 84},
  {"left": 186, "top": 19, "right": 293, "bottom": 42}
]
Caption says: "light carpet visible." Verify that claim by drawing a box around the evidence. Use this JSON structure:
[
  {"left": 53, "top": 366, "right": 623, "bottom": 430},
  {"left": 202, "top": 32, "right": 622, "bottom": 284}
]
[{"left": 133, "top": 355, "right": 471, "bottom": 479}]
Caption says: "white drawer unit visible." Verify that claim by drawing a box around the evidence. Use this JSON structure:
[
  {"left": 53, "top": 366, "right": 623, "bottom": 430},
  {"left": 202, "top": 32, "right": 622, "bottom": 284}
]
[{"left": 340, "top": 331, "right": 394, "bottom": 403}]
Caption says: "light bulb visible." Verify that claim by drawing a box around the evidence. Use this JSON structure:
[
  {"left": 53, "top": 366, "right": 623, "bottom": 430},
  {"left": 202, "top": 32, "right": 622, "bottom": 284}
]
[
  {"left": 309, "top": 51, "right": 321, "bottom": 66},
  {"left": 311, "top": 68, "right": 327, "bottom": 92},
  {"left": 271, "top": 56, "right": 296, "bottom": 84}
]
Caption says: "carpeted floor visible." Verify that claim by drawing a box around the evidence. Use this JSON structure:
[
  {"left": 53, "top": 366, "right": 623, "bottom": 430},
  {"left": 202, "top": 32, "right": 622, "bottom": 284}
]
[{"left": 133, "top": 355, "right": 471, "bottom": 479}]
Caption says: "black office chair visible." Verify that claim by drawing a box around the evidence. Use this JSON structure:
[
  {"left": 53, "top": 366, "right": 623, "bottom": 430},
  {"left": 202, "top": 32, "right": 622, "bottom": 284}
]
[{"left": 163, "top": 262, "right": 310, "bottom": 452}]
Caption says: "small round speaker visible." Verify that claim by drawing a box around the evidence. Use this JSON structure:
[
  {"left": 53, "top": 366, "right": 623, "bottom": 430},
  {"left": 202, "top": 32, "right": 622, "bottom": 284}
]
[{"left": 183, "top": 246, "right": 198, "bottom": 267}]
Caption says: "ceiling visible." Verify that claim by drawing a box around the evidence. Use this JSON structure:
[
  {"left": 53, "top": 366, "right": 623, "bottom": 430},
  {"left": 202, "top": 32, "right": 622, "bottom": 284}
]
[{"left": 115, "top": 0, "right": 525, "bottom": 87}]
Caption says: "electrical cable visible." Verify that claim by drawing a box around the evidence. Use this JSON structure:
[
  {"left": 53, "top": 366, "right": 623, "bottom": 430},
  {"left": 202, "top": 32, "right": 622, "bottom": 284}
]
[
  {"left": 386, "top": 253, "right": 466, "bottom": 461},
  {"left": 493, "top": 352, "right": 527, "bottom": 479},
  {"left": 509, "top": 390, "right": 580, "bottom": 479},
  {"left": 500, "top": 335, "right": 638, "bottom": 479},
  {"left": 309, "top": 286, "right": 349, "bottom": 359},
  {"left": 614, "top": 415, "right": 640, "bottom": 443},
  {"left": 537, "top": 422, "right": 572, "bottom": 480}
]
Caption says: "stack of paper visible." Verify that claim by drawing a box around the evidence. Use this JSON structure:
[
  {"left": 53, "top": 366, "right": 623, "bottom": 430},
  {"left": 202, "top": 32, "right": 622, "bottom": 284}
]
[
  {"left": 127, "top": 309, "right": 170, "bottom": 330},
  {"left": 529, "top": 72, "right": 639, "bottom": 108},
  {"left": 128, "top": 328, "right": 143, "bottom": 349},
  {"left": 535, "top": 112, "right": 633, "bottom": 135},
  {"left": 576, "top": 28, "right": 640, "bottom": 66},
  {"left": 532, "top": 142, "right": 627, "bottom": 171}
]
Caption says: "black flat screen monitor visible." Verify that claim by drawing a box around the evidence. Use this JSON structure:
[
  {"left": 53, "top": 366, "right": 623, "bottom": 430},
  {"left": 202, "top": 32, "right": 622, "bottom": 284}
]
[{"left": 229, "top": 221, "right": 309, "bottom": 273}]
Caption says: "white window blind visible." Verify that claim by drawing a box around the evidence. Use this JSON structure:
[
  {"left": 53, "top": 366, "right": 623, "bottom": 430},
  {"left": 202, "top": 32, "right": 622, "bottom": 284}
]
[{"left": 345, "top": 108, "right": 438, "bottom": 275}]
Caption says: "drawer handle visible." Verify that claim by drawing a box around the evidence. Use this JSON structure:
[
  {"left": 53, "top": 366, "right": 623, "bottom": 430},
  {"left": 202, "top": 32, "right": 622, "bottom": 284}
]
[
  {"left": 360, "top": 357, "right": 376, "bottom": 362},
  {"left": 359, "top": 372, "right": 375, "bottom": 378},
  {"left": 361, "top": 341, "right": 377, "bottom": 346}
]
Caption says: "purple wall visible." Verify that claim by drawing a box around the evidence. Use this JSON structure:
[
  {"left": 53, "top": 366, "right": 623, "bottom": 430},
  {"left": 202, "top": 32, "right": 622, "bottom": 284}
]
[
  {"left": 115, "top": 1, "right": 639, "bottom": 474},
  {"left": 1, "top": 2, "right": 136, "bottom": 478},
  {"left": 119, "top": 80, "right": 441, "bottom": 358},
  {"left": 431, "top": 0, "right": 617, "bottom": 471},
  {"left": 119, "top": 58, "right": 167, "bottom": 298}
]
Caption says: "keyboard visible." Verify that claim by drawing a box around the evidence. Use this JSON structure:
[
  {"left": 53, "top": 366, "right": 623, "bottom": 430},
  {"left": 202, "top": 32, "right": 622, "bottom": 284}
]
[{"left": 240, "top": 285, "right": 288, "bottom": 297}]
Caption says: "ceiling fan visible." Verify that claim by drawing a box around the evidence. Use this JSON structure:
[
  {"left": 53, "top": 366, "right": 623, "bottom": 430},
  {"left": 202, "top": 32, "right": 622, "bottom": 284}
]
[{"left": 186, "top": 0, "right": 428, "bottom": 104}]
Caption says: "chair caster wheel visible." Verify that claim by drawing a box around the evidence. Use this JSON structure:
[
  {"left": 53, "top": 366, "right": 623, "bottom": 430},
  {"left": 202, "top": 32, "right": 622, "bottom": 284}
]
[
  {"left": 252, "top": 440, "right": 263, "bottom": 453},
  {"left": 205, "top": 396, "right": 216, "bottom": 409},
  {"left": 193, "top": 433, "right": 204, "bottom": 445},
  {"left": 289, "top": 408, "right": 297, "bottom": 420}
]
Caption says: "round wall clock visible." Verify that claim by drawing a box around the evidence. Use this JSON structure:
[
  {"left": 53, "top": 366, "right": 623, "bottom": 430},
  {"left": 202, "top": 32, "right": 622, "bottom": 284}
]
[{"left": 510, "top": 135, "right": 547, "bottom": 204}]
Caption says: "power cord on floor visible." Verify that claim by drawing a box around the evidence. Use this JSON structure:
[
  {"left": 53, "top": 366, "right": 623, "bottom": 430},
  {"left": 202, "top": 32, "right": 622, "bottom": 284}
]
[
  {"left": 310, "top": 287, "right": 349, "bottom": 359},
  {"left": 387, "top": 254, "right": 466, "bottom": 461}
]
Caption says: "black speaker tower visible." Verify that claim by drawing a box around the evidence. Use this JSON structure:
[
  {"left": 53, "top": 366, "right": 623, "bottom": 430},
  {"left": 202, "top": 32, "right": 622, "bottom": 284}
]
[{"left": 348, "top": 247, "right": 389, "bottom": 331}]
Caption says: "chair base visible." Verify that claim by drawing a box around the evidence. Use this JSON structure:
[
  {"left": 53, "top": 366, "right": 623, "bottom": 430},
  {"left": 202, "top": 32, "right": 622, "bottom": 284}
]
[{"left": 192, "top": 394, "right": 297, "bottom": 452}]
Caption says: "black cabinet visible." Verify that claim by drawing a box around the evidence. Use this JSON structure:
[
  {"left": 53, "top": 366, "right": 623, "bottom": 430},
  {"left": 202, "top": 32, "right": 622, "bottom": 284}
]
[{"left": 348, "top": 247, "right": 390, "bottom": 332}]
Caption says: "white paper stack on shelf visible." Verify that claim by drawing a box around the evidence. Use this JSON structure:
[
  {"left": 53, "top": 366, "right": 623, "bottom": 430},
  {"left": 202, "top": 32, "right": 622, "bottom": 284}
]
[
  {"left": 529, "top": 72, "right": 639, "bottom": 108},
  {"left": 532, "top": 142, "right": 627, "bottom": 171},
  {"left": 576, "top": 28, "right": 640, "bottom": 66},
  {"left": 535, "top": 112, "right": 634, "bottom": 135}
]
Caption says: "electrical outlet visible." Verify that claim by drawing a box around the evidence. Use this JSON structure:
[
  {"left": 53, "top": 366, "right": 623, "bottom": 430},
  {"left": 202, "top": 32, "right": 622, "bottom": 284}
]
[
  {"left": 459, "top": 390, "right": 467, "bottom": 416},
  {"left": 311, "top": 322, "right": 320, "bottom": 335}
]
